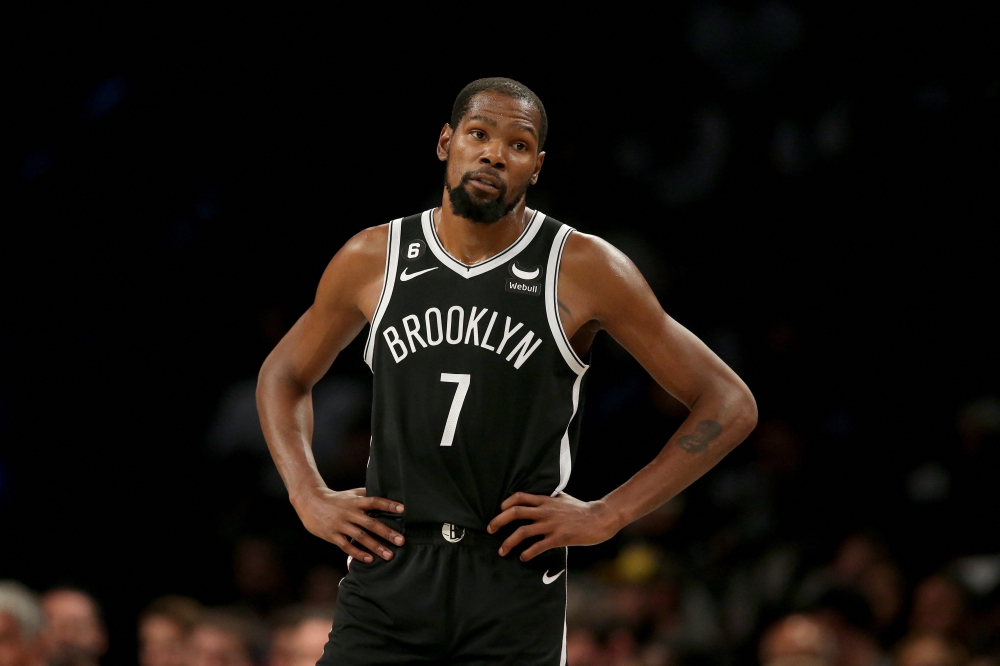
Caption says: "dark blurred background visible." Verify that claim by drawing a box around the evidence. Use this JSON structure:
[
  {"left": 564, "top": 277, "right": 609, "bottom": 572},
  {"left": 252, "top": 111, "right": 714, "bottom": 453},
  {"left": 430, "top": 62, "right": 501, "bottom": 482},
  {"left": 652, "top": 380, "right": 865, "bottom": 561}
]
[{"left": 2, "top": 5, "right": 997, "bottom": 666}]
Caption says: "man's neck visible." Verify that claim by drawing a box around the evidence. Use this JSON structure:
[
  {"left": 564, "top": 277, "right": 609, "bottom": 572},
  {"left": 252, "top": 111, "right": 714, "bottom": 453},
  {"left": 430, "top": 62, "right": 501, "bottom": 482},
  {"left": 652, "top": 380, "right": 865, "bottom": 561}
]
[{"left": 434, "top": 195, "right": 532, "bottom": 266}]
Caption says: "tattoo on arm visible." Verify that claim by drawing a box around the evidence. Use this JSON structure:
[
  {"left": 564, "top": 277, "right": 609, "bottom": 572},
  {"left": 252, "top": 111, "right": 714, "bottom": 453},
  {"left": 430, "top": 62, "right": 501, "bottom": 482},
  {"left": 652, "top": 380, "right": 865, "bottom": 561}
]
[
  {"left": 558, "top": 299, "right": 572, "bottom": 316},
  {"left": 676, "top": 420, "right": 723, "bottom": 455}
]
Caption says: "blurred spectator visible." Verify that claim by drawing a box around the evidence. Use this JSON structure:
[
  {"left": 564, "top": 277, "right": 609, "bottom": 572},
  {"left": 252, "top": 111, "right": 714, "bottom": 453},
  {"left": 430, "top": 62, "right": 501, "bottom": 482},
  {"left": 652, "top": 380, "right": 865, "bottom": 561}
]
[
  {"left": 565, "top": 625, "right": 605, "bottom": 666},
  {"left": 812, "top": 588, "right": 884, "bottom": 666},
  {"left": 564, "top": 623, "right": 648, "bottom": 666},
  {"left": 298, "top": 566, "right": 340, "bottom": 606},
  {"left": 565, "top": 573, "right": 647, "bottom": 666},
  {"left": 858, "top": 560, "right": 906, "bottom": 643},
  {"left": 233, "top": 537, "right": 289, "bottom": 616},
  {"left": 138, "top": 596, "right": 203, "bottom": 666},
  {"left": 797, "top": 534, "right": 888, "bottom": 606},
  {"left": 566, "top": 544, "right": 721, "bottom": 664},
  {"left": 267, "top": 605, "right": 333, "bottom": 666},
  {"left": 909, "top": 576, "right": 967, "bottom": 640},
  {"left": 40, "top": 589, "right": 107, "bottom": 666},
  {"left": 189, "top": 610, "right": 266, "bottom": 666},
  {"left": 760, "top": 614, "right": 837, "bottom": 666},
  {"left": 0, "top": 581, "right": 46, "bottom": 666},
  {"left": 723, "top": 542, "right": 801, "bottom": 642},
  {"left": 893, "top": 634, "right": 967, "bottom": 666},
  {"left": 267, "top": 612, "right": 295, "bottom": 666},
  {"left": 287, "top": 609, "right": 333, "bottom": 666},
  {"left": 795, "top": 533, "right": 909, "bottom": 647}
]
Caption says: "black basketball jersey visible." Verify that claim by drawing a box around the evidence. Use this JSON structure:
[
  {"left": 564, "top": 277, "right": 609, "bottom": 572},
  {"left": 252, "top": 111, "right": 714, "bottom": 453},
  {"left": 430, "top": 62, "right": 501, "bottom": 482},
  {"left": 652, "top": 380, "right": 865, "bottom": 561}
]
[{"left": 362, "top": 209, "right": 590, "bottom": 530}]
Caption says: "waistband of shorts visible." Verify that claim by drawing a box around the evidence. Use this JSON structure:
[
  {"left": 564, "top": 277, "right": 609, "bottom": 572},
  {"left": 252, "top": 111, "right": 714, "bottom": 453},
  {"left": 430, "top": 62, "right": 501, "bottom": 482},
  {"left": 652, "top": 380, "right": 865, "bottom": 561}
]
[{"left": 369, "top": 513, "right": 525, "bottom": 548}]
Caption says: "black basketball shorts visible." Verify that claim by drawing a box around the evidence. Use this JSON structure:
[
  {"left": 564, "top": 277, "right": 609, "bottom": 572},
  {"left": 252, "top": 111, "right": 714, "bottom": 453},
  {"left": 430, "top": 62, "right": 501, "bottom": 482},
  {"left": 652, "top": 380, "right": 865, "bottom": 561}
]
[{"left": 319, "top": 515, "right": 568, "bottom": 665}]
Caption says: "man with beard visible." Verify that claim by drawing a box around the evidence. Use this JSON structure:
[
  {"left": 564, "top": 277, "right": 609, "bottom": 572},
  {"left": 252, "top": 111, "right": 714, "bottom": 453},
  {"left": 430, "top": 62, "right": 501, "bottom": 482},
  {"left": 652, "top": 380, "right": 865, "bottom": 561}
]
[{"left": 257, "top": 77, "right": 757, "bottom": 664}]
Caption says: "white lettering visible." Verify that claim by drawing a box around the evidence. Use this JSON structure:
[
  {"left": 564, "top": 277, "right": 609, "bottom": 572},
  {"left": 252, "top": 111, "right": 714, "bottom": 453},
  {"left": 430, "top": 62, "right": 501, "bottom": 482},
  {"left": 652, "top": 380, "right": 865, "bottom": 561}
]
[
  {"left": 495, "top": 317, "right": 523, "bottom": 355},
  {"left": 480, "top": 311, "right": 499, "bottom": 351},
  {"left": 407, "top": 242, "right": 420, "bottom": 259},
  {"left": 506, "top": 331, "right": 543, "bottom": 369},
  {"left": 383, "top": 326, "right": 408, "bottom": 363},
  {"left": 464, "top": 306, "right": 488, "bottom": 346},
  {"left": 425, "top": 308, "right": 443, "bottom": 345},
  {"left": 445, "top": 306, "right": 465, "bottom": 345},
  {"left": 402, "top": 315, "right": 427, "bottom": 353}
]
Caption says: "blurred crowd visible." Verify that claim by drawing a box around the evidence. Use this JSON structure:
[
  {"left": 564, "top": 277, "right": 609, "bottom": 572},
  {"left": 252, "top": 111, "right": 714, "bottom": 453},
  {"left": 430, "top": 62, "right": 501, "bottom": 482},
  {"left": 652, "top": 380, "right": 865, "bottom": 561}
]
[
  {"left": 564, "top": 532, "right": 1000, "bottom": 666},
  {"left": 0, "top": 582, "right": 332, "bottom": 666},
  {"left": 3, "top": 529, "right": 999, "bottom": 666}
]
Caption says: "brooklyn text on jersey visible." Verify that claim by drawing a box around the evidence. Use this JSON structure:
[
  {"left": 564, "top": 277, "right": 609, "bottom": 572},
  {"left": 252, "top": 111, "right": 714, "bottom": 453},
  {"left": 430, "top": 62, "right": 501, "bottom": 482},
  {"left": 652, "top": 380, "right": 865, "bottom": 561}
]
[
  {"left": 362, "top": 209, "right": 588, "bottom": 530},
  {"left": 381, "top": 306, "right": 544, "bottom": 368}
]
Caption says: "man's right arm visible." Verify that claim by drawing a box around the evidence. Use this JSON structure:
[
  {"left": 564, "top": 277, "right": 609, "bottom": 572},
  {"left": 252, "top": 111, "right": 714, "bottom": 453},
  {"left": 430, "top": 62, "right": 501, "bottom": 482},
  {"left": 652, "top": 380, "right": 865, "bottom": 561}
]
[{"left": 256, "top": 224, "right": 406, "bottom": 564}]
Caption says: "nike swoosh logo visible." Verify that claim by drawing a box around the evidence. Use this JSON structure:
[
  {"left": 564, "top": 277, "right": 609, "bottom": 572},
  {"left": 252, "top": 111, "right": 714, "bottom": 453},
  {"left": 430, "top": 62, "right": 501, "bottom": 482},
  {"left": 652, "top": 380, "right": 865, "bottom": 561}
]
[
  {"left": 511, "top": 264, "right": 540, "bottom": 280},
  {"left": 399, "top": 267, "right": 438, "bottom": 282},
  {"left": 542, "top": 569, "right": 565, "bottom": 585}
]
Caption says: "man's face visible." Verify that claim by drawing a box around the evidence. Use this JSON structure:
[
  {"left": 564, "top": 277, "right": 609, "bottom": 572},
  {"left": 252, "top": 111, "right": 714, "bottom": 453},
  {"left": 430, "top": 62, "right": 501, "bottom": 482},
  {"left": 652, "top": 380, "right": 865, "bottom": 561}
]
[
  {"left": 138, "top": 616, "right": 186, "bottom": 666},
  {"left": 287, "top": 619, "right": 332, "bottom": 666},
  {"left": 0, "top": 613, "right": 42, "bottom": 666},
  {"left": 41, "top": 591, "right": 106, "bottom": 665},
  {"left": 266, "top": 626, "right": 295, "bottom": 666},
  {"left": 188, "top": 627, "right": 251, "bottom": 666},
  {"left": 438, "top": 92, "right": 545, "bottom": 223}
]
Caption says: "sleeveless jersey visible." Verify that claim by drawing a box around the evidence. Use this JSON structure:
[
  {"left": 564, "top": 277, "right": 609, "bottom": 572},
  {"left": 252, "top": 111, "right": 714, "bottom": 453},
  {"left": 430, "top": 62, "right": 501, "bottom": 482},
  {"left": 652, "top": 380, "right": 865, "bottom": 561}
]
[{"left": 362, "top": 209, "right": 590, "bottom": 530}]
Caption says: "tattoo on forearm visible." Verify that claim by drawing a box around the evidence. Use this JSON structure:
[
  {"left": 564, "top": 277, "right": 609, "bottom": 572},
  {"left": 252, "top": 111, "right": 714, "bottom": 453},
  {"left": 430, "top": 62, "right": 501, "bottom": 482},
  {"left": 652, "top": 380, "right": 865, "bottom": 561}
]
[
  {"left": 558, "top": 299, "right": 572, "bottom": 316},
  {"left": 676, "top": 420, "right": 723, "bottom": 455}
]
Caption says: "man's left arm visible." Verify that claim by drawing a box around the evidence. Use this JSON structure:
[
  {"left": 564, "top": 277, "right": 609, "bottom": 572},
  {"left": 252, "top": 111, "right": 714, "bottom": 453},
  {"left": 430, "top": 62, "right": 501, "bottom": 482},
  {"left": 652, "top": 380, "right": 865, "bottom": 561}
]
[{"left": 488, "top": 232, "right": 758, "bottom": 560}]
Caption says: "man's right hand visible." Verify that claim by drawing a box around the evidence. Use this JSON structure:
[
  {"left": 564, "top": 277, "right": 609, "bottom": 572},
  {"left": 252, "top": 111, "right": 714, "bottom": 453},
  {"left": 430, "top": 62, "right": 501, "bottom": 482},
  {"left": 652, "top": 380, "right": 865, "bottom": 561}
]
[
  {"left": 257, "top": 226, "right": 406, "bottom": 564},
  {"left": 292, "top": 487, "right": 405, "bottom": 563}
]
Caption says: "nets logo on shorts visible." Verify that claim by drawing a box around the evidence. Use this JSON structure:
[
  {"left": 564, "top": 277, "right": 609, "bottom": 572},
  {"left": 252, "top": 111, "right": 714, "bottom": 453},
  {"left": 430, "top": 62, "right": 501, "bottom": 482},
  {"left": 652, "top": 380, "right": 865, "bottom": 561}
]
[
  {"left": 505, "top": 261, "right": 542, "bottom": 296},
  {"left": 441, "top": 523, "right": 466, "bottom": 543}
]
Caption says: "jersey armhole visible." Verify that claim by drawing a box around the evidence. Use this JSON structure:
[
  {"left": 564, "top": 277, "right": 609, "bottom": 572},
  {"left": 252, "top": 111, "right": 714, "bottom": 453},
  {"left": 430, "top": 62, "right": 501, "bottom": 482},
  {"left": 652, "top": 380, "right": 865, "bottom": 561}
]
[
  {"left": 363, "top": 219, "right": 402, "bottom": 369},
  {"left": 545, "top": 225, "right": 589, "bottom": 376}
]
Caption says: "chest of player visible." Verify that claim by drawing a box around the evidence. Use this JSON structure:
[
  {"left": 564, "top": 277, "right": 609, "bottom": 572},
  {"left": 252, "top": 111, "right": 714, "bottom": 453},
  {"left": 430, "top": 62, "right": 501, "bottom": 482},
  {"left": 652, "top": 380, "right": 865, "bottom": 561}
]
[
  {"left": 374, "top": 209, "right": 554, "bottom": 369},
  {"left": 364, "top": 209, "right": 587, "bottom": 383},
  {"left": 378, "top": 239, "right": 550, "bottom": 371}
]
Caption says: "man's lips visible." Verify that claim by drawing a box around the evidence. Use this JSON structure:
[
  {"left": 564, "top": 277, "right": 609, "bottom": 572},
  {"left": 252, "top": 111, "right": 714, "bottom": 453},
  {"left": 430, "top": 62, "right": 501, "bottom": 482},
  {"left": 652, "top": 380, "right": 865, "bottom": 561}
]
[{"left": 468, "top": 173, "right": 502, "bottom": 190}]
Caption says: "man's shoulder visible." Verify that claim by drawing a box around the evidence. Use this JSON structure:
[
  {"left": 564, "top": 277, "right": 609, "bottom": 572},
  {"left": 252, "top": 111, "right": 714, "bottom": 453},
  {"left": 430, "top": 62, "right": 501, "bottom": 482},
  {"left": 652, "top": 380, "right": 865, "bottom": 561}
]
[
  {"left": 337, "top": 223, "right": 390, "bottom": 263},
  {"left": 557, "top": 227, "right": 657, "bottom": 326},
  {"left": 560, "top": 229, "right": 633, "bottom": 278},
  {"left": 343, "top": 210, "right": 428, "bottom": 256}
]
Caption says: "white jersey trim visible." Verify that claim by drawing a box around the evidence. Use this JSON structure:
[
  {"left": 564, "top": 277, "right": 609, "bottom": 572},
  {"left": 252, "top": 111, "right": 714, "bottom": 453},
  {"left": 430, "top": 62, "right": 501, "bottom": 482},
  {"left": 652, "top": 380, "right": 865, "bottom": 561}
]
[
  {"left": 546, "top": 225, "right": 588, "bottom": 497},
  {"left": 363, "top": 218, "right": 402, "bottom": 369},
  {"left": 545, "top": 225, "right": 589, "bottom": 375},
  {"left": 560, "top": 546, "right": 569, "bottom": 666},
  {"left": 553, "top": 372, "right": 584, "bottom": 497},
  {"left": 421, "top": 208, "right": 545, "bottom": 279}
]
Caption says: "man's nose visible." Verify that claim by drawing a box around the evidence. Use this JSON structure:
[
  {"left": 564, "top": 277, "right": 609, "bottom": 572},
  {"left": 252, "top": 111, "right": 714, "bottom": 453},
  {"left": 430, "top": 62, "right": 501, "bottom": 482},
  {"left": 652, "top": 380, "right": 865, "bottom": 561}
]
[{"left": 479, "top": 140, "right": 505, "bottom": 169}]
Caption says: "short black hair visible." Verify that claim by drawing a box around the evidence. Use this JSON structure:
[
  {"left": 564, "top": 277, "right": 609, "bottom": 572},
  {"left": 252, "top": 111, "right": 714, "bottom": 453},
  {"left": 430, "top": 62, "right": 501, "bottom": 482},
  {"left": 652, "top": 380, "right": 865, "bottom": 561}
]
[{"left": 450, "top": 77, "right": 548, "bottom": 151}]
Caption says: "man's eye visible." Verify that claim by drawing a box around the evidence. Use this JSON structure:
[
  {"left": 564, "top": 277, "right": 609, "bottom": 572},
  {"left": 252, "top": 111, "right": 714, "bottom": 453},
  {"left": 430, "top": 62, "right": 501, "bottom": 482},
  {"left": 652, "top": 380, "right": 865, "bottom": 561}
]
[
  {"left": 514, "top": 142, "right": 527, "bottom": 150},
  {"left": 472, "top": 130, "right": 486, "bottom": 139}
]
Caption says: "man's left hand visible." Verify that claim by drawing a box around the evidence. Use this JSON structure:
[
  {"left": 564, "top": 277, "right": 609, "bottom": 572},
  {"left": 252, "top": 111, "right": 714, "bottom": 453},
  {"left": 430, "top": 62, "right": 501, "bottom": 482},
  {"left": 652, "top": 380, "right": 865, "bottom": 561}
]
[{"left": 487, "top": 492, "right": 621, "bottom": 561}]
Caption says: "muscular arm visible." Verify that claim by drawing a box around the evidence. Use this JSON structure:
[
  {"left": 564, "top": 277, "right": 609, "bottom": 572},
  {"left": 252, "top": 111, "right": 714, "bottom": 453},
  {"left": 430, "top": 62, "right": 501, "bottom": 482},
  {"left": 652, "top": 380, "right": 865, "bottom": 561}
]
[
  {"left": 490, "top": 232, "right": 758, "bottom": 559},
  {"left": 256, "top": 225, "right": 406, "bottom": 563}
]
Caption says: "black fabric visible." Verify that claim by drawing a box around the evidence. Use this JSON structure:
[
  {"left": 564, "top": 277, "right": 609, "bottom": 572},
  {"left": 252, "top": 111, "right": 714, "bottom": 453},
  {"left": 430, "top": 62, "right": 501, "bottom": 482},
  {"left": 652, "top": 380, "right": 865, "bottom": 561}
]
[
  {"left": 368, "top": 513, "right": 542, "bottom": 551},
  {"left": 320, "top": 519, "right": 567, "bottom": 666},
  {"left": 328, "top": 211, "right": 583, "bottom": 662},
  {"left": 367, "top": 211, "right": 586, "bottom": 531}
]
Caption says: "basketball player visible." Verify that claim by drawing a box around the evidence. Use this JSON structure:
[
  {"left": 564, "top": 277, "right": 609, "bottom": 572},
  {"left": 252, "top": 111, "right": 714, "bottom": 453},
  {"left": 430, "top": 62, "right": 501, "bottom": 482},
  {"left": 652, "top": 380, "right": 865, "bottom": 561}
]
[{"left": 257, "top": 77, "right": 757, "bottom": 664}]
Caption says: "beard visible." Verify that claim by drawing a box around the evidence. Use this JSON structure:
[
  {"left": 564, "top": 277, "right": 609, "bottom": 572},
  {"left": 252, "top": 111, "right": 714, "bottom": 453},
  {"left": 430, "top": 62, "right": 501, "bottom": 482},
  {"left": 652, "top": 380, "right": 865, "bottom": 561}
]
[{"left": 445, "top": 167, "right": 528, "bottom": 224}]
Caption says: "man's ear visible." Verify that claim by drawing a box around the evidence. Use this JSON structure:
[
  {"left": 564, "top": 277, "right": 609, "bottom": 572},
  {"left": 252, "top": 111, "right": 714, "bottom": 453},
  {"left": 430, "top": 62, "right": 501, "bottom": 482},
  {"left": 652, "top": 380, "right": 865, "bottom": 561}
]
[
  {"left": 437, "top": 124, "right": 453, "bottom": 162},
  {"left": 530, "top": 151, "right": 546, "bottom": 185}
]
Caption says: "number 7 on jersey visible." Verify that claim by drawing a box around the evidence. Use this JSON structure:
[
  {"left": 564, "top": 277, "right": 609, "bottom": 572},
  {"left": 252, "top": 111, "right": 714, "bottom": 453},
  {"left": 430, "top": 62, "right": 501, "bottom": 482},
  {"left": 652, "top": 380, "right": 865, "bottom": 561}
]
[{"left": 439, "top": 373, "right": 470, "bottom": 447}]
